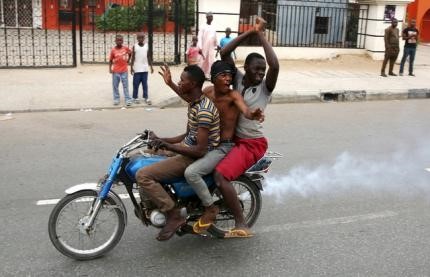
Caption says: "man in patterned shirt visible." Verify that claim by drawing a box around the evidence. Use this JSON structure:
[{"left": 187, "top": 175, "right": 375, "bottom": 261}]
[{"left": 136, "top": 65, "right": 220, "bottom": 241}]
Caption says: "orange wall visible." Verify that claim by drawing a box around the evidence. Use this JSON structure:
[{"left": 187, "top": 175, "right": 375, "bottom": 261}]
[{"left": 407, "top": 0, "right": 430, "bottom": 42}]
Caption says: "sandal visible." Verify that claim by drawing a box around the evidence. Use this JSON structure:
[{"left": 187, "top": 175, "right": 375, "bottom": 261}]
[
  {"left": 192, "top": 205, "right": 219, "bottom": 234},
  {"left": 193, "top": 218, "right": 213, "bottom": 234},
  {"left": 224, "top": 228, "right": 254, "bottom": 238}
]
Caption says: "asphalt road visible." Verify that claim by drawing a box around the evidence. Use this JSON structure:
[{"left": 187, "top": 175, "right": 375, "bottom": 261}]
[{"left": 1, "top": 100, "right": 430, "bottom": 276}]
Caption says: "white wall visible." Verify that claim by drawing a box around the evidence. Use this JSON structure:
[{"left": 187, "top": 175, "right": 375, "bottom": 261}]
[
  {"left": 234, "top": 47, "right": 366, "bottom": 61},
  {"left": 358, "top": 0, "right": 411, "bottom": 60},
  {"left": 33, "top": 0, "right": 42, "bottom": 29},
  {"left": 197, "top": 0, "right": 241, "bottom": 43}
]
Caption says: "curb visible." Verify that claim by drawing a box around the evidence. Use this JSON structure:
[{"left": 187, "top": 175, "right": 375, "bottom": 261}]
[{"left": 1, "top": 89, "right": 429, "bottom": 114}]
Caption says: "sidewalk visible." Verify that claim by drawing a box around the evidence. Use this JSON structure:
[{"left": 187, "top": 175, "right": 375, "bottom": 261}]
[{"left": 1, "top": 45, "right": 429, "bottom": 113}]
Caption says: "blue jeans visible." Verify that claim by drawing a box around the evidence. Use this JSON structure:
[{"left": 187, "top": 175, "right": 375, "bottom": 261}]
[
  {"left": 399, "top": 47, "right": 416, "bottom": 74},
  {"left": 133, "top": 72, "right": 149, "bottom": 99},
  {"left": 112, "top": 72, "right": 131, "bottom": 102}
]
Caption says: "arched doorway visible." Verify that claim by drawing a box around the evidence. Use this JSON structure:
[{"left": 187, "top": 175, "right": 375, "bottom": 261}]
[{"left": 422, "top": 9, "right": 430, "bottom": 42}]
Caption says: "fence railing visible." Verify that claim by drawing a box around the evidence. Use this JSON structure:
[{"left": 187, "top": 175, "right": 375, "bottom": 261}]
[
  {"left": 0, "top": 0, "right": 370, "bottom": 69},
  {"left": 239, "top": 1, "right": 368, "bottom": 49}
]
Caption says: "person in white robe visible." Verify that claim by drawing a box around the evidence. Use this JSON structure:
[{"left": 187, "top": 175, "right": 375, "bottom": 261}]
[{"left": 197, "top": 12, "right": 217, "bottom": 79}]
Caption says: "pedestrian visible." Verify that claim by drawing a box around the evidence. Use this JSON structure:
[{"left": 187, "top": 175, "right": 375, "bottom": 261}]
[
  {"left": 109, "top": 34, "right": 132, "bottom": 106},
  {"left": 381, "top": 18, "right": 400, "bottom": 77},
  {"left": 399, "top": 19, "right": 419, "bottom": 76},
  {"left": 186, "top": 35, "right": 204, "bottom": 66},
  {"left": 217, "top": 27, "right": 236, "bottom": 59},
  {"left": 130, "top": 32, "right": 154, "bottom": 105},
  {"left": 197, "top": 12, "right": 217, "bottom": 79}
]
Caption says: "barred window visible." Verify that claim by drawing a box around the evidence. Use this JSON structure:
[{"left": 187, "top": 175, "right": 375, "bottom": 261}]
[
  {"left": 2, "top": 0, "right": 32, "bottom": 27},
  {"left": 315, "top": 16, "right": 329, "bottom": 34}
]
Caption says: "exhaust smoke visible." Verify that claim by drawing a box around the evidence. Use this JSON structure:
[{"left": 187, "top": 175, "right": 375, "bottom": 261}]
[{"left": 263, "top": 143, "right": 430, "bottom": 200}]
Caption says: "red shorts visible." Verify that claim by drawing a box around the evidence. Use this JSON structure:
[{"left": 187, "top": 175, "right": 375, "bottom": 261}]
[{"left": 215, "top": 136, "right": 268, "bottom": 181}]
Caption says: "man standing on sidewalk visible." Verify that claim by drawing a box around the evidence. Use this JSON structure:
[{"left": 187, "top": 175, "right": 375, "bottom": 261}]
[
  {"left": 109, "top": 35, "right": 132, "bottom": 106},
  {"left": 399, "top": 19, "right": 419, "bottom": 76},
  {"left": 130, "top": 32, "right": 154, "bottom": 105},
  {"left": 381, "top": 18, "right": 400, "bottom": 77}
]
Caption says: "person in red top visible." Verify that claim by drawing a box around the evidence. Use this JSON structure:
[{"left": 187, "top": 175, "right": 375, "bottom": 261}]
[
  {"left": 186, "top": 36, "right": 204, "bottom": 66},
  {"left": 109, "top": 35, "right": 132, "bottom": 106}
]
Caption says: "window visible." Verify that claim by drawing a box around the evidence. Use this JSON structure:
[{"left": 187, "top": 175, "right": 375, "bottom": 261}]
[
  {"left": 59, "top": 0, "right": 72, "bottom": 10},
  {"left": 315, "top": 16, "right": 329, "bottom": 34},
  {"left": 1, "top": 0, "right": 32, "bottom": 27}
]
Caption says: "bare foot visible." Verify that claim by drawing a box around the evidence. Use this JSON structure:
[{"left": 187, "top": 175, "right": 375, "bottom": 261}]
[{"left": 254, "top": 16, "right": 267, "bottom": 32}]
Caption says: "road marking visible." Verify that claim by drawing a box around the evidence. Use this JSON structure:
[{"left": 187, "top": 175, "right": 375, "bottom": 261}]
[
  {"left": 257, "top": 210, "right": 398, "bottom": 233},
  {"left": 36, "top": 193, "right": 140, "bottom": 206},
  {"left": 425, "top": 168, "right": 430, "bottom": 172}
]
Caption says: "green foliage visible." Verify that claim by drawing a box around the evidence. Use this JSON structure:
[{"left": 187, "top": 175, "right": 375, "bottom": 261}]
[
  {"left": 95, "top": 0, "right": 164, "bottom": 32},
  {"left": 178, "top": 0, "right": 195, "bottom": 31},
  {"left": 95, "top": 0, "right": 195, "bottom": 32}
]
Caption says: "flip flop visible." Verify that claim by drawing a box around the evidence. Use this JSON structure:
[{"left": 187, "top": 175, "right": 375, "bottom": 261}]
[
  {"left": 192, "top": 218, "right": 213, "bottom": 234},
  {"left": 223, "top": 228, "right": 254, "bottom": 239}
]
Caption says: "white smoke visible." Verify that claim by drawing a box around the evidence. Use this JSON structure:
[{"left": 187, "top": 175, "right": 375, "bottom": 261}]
[{"left": 263, "top": 143, "right": 430, "bottom": 200}]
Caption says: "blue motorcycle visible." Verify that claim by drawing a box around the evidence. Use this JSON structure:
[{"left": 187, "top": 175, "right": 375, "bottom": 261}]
[{"left": 48, "top": 130, "right": 282, "bottom": 260}]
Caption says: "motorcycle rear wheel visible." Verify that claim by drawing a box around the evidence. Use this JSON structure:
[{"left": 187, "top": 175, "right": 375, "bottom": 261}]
[
  {"left": 211, "top": 176, "right": 261, "bottom": 231},
  {"left": 48, "top": 190, "right": 125, "bottom": 260}
]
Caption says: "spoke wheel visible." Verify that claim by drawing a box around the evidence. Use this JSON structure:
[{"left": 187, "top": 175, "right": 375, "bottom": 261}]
[
  {"left": 211, "top": 176, "right": 261, "bottom": 231},
  {"left": 48, "top": 190, "right": 125, "bottom": 260}
]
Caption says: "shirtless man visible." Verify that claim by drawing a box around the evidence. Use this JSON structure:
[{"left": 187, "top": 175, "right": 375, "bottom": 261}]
[{"left": 182, "top": 60, "right": 264, "bottom": 234}]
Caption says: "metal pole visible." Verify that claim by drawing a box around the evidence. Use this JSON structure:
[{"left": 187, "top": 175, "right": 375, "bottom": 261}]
[
  {"left": 174, "top": 0, "right": 180, "bottom": 64},
  {"left": 184, "top": 0, "right": 189, "bottom": 63},
  {"left": 148, "top": 0, "right": 153, "bottom": 62},
  {"left": 78, "top": 0, "right": 83, "bottom": 65}
]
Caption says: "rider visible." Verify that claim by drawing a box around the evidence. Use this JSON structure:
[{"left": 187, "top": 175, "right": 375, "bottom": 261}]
[
  {"left": 215, "top": 17, "right": 279, "bottom": 238},
  {"left": 136, "top": 65, "right": 220, "bottom": 241},
  {"left": 183, "top": 60, "right": 264, "bottom": 234}
]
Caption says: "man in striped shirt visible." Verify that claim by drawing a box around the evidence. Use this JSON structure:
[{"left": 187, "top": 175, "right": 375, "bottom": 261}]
[{"left": 136, "top": 65, "right": 220, "bottom": 241}]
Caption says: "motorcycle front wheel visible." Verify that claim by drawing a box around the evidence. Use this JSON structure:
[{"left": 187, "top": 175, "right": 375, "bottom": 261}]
[{"left": 48, "top": 190, "right": 125, "bottom": 260}]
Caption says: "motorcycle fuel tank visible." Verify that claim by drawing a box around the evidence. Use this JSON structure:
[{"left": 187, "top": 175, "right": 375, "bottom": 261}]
[
  {"left": 125, "top": 155, "right": 215, "bottom": 198},
  {"left": 125, "top": 155, "right": 166, "bottom": 181}
]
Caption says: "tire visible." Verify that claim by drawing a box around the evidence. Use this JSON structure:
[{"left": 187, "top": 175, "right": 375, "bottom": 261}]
[
  {"left": 48, "top": 190, "right": 126, "bottom": 260},
  {"left": 211, "top": 176, "right": 262, "bottom": 231}
]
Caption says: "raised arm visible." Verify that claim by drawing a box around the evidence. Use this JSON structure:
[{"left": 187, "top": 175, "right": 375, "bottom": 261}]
[
  {"left": 256, "top": 30, "right": 279, "bottom": 93},
  {"left": 220, "top": 29, "right": 255, "bottom": 66},
  {"left": 158, "top": 64, "right": 180, "bottom": 95}
]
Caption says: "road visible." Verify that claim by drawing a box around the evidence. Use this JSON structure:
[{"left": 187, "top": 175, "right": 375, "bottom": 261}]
[{"left": 1, "top": 100, "right": 430, "bottom": 276}]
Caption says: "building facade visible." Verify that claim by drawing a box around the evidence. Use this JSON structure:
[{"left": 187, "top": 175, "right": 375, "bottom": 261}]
[{"left": 407, "top": 0, "right": 430, "bottom": 42}]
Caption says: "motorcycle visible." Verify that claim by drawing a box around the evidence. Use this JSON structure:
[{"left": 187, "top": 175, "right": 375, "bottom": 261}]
[{"left": 48, "top": 130, "right": 282, "bottom": 260}]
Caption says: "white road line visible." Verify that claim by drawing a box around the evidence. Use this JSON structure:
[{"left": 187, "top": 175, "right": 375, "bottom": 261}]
[
  {"left": 36, "top": 193, "right": 140, "bottom": 206},
  {"left": 425, "top": 168, "right": 430, "bottom": 172},
  {"left": 257, "top": 210, "right": 398, "bottom": 233}
]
